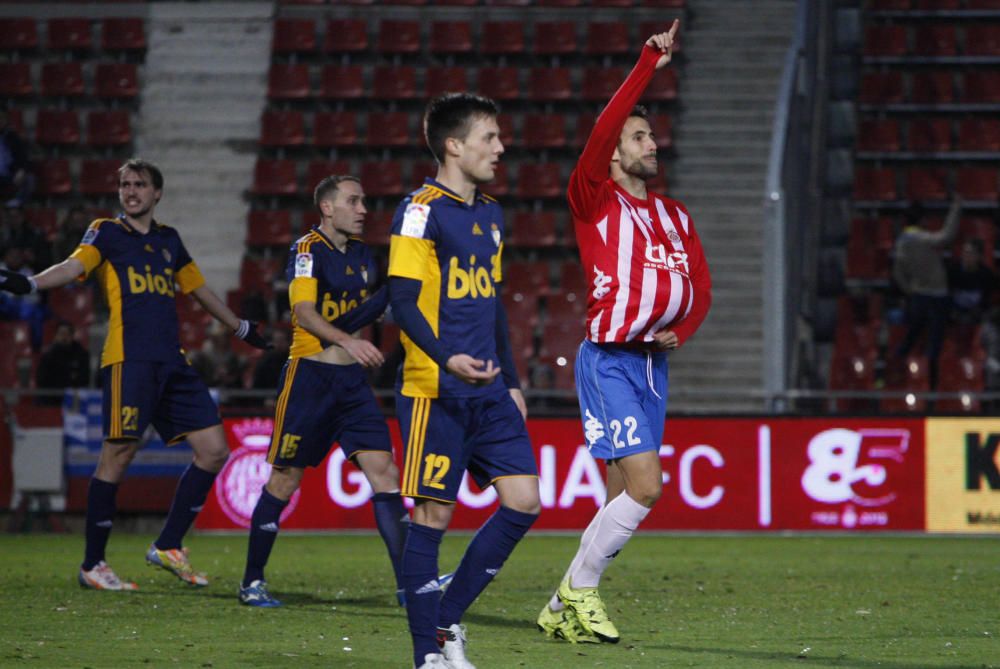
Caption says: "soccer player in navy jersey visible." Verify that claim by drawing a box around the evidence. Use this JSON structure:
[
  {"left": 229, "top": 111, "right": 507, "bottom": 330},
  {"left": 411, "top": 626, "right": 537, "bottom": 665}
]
[
  {"left": 0, "top": 159, "right": 270, "bottom": 590},
  {"left": 238, "top": 175, "right": 410, "bottom": 608},
  {"left": 388, "top": 93, "right": 540, "bottom": 669},
  {"left": 536, "top": 23, "right": 713, "bottom": 644}
]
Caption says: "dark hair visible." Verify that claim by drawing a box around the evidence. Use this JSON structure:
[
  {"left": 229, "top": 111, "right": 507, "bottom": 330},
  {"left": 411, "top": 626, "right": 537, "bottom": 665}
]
[
  {"left": 118, "top": 158, "right": 164, "bottom": 190},
  {"left": 424, "top": 93, "right": 499, "bottom": 164},
  {"left": 629, "top": 104, "right": 649, "bottom": 120},
  {"left": 313, "top": 175, "right": 360, "bottom": 210}
]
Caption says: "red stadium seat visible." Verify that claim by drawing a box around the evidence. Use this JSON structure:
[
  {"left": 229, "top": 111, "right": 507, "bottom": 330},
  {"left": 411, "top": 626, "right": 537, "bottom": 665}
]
[
  {"left": 239, "top": 257, "right": 283, "bottom": 296},
  {"left": 907, "top": 118, "right": 950, "bottom": 152},
  {"left": 247, "top": 210, "right": 293, "bottom": 246},
  {"left": 80, "top": 160, "right": 121, "bottom": 196},
  {"left": 305, "top": 160, "right": 350, "bottom": 193},
  {"left": 870, "top": 0, "right": 910, "bottom": 7},
  {"left": 502, "top": 293, "right": 540, "bottom": 333},
  {"left": 48, "top": 284, "right": 95, "bottom": 327},
  {"left": 0, "top": 18, "right": 38, "bottom": 50},
  {"left": 325, "top": 19, "right": 368, "bottom": 52},
  {"left": 482, "top": 21, "right": 525, "bottom": 55},
  {"left": 87, "top": 110, "right": 132, "bottom": 146},
  {"left": 253, "top": 159, "right": 298, "bottom": 195},
  {"left": 911, "top": 71, "right": 953, "bottom": 103},
  {"left": 95, "top": 63, "right": 138, "bottom": 99},
  {"left": 857, "top": 119, "right": 900, "bottom": 152},
  {"left": 48, "top": 18, "right": 92, "bottom": 51},
  {"left": 646, "top": 68, "right": 679, "bottom": 101},
  {"left": 528, "top": 67, "right": 572, "bottom": 101},
  {"left": 958, "top": 118, "right": 1000, "bottom": 151},
  {"left": 260, "top": 110, "right": 305, "bottom": 148},
  {"left": 0, "top": 321, "right": 32, "bottom": 389},
  {"left": 522, "top": 114, "right": 569, "bottom": 149},
  {"left": 534, "top": 21, "right": 577, "bottom": 56},
  {"left": 586, "top": 22, "right": 630, "bottom": 55},
  {"left": 478, "top": 67, "right": 520, "bottom": 101},
  {"left": 864, "top": 25, "right": 908, "bottom": 57},
  {"left": 582, "top": 67, "right": 625, "bottom": 101},
  {"left": 846, "top": 225, "right": 890, "bottom": 279},
  {"left": 485, "top": 163, "right": 509, "bottom": 197},
  {"left": 956, "top": 167, "right": 998, "bottom": 200},
  {"left": 377, "top": 20, "right": 420, "bottom": 54},
  {"left": 321, "top": 65, "right": 364, "bottom": 99},
  {"left": 907, "top": 167, "right": 949, "bottom": 201},
  {"left": 968, "top": 0, "right": 1000, "bottom": 7},
  {"left": 426, "top": 67, "right": 469, "bottom": 99},
  {"left": 273, "top": 18, "right": 316, "bottom": 54},
  {"left": 101, "top": 18, "right": 146, "bottom": 52},
  {"left": 24, "top": 207, "right": 59, "bottom": 240},
  {"left": 6, "top": 109, "right": 24, "bottom": 135},
  {"left": 314, "top": 111, "right": 357, "bottom": 147},
  {"left": 366, "top": 111, "right": 410, "bottom": 147},
  {"left": 508, "top": 211, "right": 558, "bottom": 248},
  {"left": 505, "top": 260, "right": 551, "bottom": 299},
  {"left": 411, "top": 162, "right": 437, "bottom": 186},
  {"left": 0, "top": 63, "right": 33, "bottom": 97},
  {"left": 964, "top": 71, "right": 1000, "bottom": 103},
  {"left": 430, "top": 21, "right": 472, "bottom": 54},
  {"left": 35, "top": 110, "right": 81, "bottom": 147},
  {"left": 373, "top": 65, "right": 418, "bottom": 99},
  {"left": 853, "top": 166, "right": 897, "bottom": 201},
  {"left": 268, "top": 64, "right": 310, "bottom": 100},
  {"left": 35, "top": 159, "right": 73, "bottom": 196},
  {"left": 914, "top": 0, "right": 959, "bottom": 7},
  {"left": 41, "top": 62, "right": 85, "bottom": 97},
  {"left": 649, "top": 113, "right": 673, "bottom": 149},
  {"left": 858, "top": 71, "right": 904, "bottom": 104},
  {"left": 829, "top": 349, "right": 878, "bottom": 413},
  {"left": 573, "top": 113, "right": 596, "bottom": 149},
  {"left": 914, "top": 25, "right": 956, "bottom": 56},
  {"left": 518, "top": 163, "right": 562, "bottom": 199},
  {"left": 937, "top": 355, "right": 984, "bottom": 413},
  {"left": 545, "top": 291, "right": 587, "bottom": 327},
  {"left": 497, "top": 114, "right": 516, "bottom": 148},
  {"left": 881, "top": 356, "right": 930, "bottom": 414},
  {"left": 966, "top": 25, "right": 1000, "bottom": 56},
  {"left": 365, "top": 210, "right": 394, "bottom": 246},
  {"left": 360, "top": 161, "right": 403, "bottom": 197}
]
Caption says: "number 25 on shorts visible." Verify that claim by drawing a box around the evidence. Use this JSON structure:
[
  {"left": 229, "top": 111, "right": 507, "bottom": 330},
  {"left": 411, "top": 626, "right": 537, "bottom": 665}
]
[{"left": 422, "top": 454, "right": 450, "bottom": 490}]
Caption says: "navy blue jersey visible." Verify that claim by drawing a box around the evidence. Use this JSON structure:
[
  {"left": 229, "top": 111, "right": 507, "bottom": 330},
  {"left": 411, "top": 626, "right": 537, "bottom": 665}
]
[
  {"left": 388, "top": 179, "right": 506, "bottom": 399},
  {"left": 70, "top": 216, "right": 205, "bottom": 367}
]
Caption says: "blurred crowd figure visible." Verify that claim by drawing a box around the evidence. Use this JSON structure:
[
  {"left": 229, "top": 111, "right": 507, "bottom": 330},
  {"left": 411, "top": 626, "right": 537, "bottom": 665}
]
[
  {"left": 0, "top": 110, "right": 33, "bottom": 208},
  {"left": 35, "top": 321, "right": 90, "bottom": 405}
]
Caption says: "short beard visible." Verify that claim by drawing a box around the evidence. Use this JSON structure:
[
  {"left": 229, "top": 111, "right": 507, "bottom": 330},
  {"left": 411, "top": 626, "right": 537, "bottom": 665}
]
[{"left": 623, "top": 157, "right": 657, "bottom": 180}]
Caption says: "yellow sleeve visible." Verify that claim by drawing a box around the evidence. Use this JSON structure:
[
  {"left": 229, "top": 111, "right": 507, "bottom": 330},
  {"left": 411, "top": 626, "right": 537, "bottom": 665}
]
[
  {"left": 289, "top": 276, "right": 318, "bottom": 307},
  {"left": 388, "top": 235, "right": 437, "bottom": 281},
  {"left": 175, "top": 261, "right": 206, "bottom": 294},
  {"left": 69, "top": 245, "right": 102, "bottom": 277}
]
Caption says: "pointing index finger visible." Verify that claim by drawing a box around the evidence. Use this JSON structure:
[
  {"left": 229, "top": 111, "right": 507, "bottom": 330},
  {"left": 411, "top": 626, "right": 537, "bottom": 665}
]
[{"left": 667, "top": 18, "right": 680, "bottom": 40}]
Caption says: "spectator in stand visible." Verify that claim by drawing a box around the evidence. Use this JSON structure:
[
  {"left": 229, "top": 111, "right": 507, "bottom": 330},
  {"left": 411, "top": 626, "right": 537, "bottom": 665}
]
[
  {"left": 251, "top": 327, "right": 290, "bottom": 392},
  {"left": 0, "top": 246, "right": 47, "bottom": 349},
  {"left": 189, "top": 320, "right": 246, "bottom": 389},
  {"left": 0, "top": 110, "right": 33, "bottom": 207},
  {"left": 892, "top": 197, "right": 961, "bottom": 388},
  {"left": 2, "top": 204, "right": 52, "bottom": 271},
  {"left": 36, "top": 320, "right": 91, "bottom": 405},
  {"left": 948, "top": 238, "right": 996, "bottom": 327},
  {"left": 53, "top": 206, "right": 92, "bottom": 262}
]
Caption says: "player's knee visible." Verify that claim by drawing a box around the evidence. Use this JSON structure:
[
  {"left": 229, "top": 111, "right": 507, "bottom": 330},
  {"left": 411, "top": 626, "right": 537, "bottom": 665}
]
[
  {"left": 198, "top": 446, "right": 229, "bottom": 472},
  {"left": 266, "top": 467, "right": 302, "bottom": 500}
]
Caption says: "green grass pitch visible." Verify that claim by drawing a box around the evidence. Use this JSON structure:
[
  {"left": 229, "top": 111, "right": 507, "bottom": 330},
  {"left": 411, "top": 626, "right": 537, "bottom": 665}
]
[{"left": 2, "top": 533, "right": 997, "bottom": 668}]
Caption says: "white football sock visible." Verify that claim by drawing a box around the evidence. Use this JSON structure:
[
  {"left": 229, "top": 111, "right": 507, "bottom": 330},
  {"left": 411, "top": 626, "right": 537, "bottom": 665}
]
[
  {"left": 568, "top": 492, "right": 650, "bottom": 589},
  {"left": 548, "top": 501, "right": 610, "bottom": 611}
]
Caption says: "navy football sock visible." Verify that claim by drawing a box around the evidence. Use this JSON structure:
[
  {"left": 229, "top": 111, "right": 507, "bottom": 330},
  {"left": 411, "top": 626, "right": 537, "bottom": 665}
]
[
  {"left": 372, "top": 491, "right": 408, "bottom": 590},
  {"left": 155, "top": 463, "right": 216, "bottom": 550},
  {"left": 242, "top": 488, "right": 288, "bottom": 588},
  {"left": 403, "top": 523, "right": 445, "bottom": 667},
  {"left": 438, "top": 506, "right": 537, "bottom": 628},
  {"left": 82, "top": 478, "right": 118, "bottom": 571}
]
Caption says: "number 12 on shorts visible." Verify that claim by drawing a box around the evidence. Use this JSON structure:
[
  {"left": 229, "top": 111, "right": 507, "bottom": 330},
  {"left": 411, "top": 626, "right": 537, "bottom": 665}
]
[{"left": 422, "top": 454, "right": 450, "bottom": 489}]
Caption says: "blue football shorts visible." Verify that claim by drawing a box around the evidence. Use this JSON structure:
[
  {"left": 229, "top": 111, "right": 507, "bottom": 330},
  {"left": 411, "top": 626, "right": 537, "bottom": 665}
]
[
  {"left": 396, "top": 387, "right": 538, "bottom": 503},
  {"left": 267, "top": 358, "right": 392, "bottom": 468},
  {"left": 575, "top": 340, "right": 668, "bottom": 462}
]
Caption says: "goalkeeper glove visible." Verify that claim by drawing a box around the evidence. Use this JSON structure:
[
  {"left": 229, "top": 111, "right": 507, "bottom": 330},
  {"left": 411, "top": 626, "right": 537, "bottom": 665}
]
[
  {"left": 234, "top": 319, "right": 273, "bottom": 350},
  {"left": 0, "top": 269, "right": 36, "bottom": 296}
]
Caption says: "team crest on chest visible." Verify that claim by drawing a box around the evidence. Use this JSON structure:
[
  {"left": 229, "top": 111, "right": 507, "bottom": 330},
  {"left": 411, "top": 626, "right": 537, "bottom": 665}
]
[
  {"left": 144, "top": 244, "right": 154, "bottom": 253},
  {"left": 162, "top": 248, "right": 171, "bottom": 263},
  {"left": 667, "top": 231, "right": 681, "bottom": 244},
  {"left": 346, "top": 266, "right": 354, "bottom": 275},
  {"left": 491, "top": 223, "right": 500, "bottom": 247},
  {"left": 361, "top": 265, "right": 368, "bottom": 283}
]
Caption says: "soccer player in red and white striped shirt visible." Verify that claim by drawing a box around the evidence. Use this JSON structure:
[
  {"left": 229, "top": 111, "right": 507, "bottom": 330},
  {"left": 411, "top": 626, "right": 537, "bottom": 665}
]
[{"left": 538, "top": 22, "right": 713, "bottom": 644}]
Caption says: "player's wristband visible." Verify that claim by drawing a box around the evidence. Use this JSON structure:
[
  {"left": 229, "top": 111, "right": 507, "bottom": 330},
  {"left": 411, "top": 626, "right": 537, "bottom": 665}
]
[
  {"left": 234, "top": 319, "right": 250, "bottom": 339},
  {"left": 27, "top": 277, "right": 37, "bottom": 294}
]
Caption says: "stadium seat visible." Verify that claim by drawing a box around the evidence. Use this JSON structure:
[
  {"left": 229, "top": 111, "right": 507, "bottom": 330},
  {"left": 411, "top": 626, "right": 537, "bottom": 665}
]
[
  {"left": 870, "top": 0, "right": 910, "bottom": 7},
  {"left": 582, "top": 67, "right": 625, "bottom": 101},
  {"left": 411, "top": 162, "right": 437, "bottom": 186},
  {"left": 964, "top": 71, "right": 1000, "bottom": 103},
  {"left": 48, "top": 18, "right": 92, "bottom": 51},
  {"left": 858, "top": 71, "right": 904, "bottom": 104},
  {"left": 649, "top": 113, "right": 673, "bottom": 149},
  {"left": 48, "top": 284, "right": 95, "bottom": 327},
  {"left": 522, "top": 114, "right": 569, "bottom": 149},
  {"left": 937, "top": 355, "right": 984, "bottom": 414},
  {"left": 586, "top": 22, "right": 630, "bottom": 55},
  {"left": 497, "top": 114, "right": 516, "bottom": 147},
  {"left": 377, "top": 20, "right": 420, "bottom": 54},
  {"left": 0, "top": 18, "right": 38, "bottom": 50},
  {"left": 41, "top": 62, "right": 85, "bottom": 97},
  {"left": 478, "top": 67, "right": 520, "bottom": 101},
  {"left": 914, "top": 0, "right": 958, "bottom": 7},
  {"left": 907, "top": 166, "right": 949, "bottom": 201},
  {"left": 846, "top": 224, "right": 890, "bottom": 279},
  {"left": 6, "top": 109, "right": 24, "bottom": 135},
  {"left": 966, "top": 25, "right": 1000, "bottom": 56},
  {"left": 0, "top": 63, "right": 33, "bottom": 97},
  {"left": 829, "top": 349, "right": 878, "bottom": 413},
  {"left": 646, "top": 68, "right": 679, "bottom": 101},
  {"left": 364, "top": 210, "right": 394, "bottom": 246},
  {"left": 482, "top": 21, "right": 525, "bottom": 55},
  {"left": 502, "top": 292, "right": 540, "bottom": 332},
  {"left": 95, "top": 63, "right": 138, "bottom": 99},
  {"left": 907, "top": 118, "right": 950, "bottom": 152},
  {"left": 504, "top": 260, "right": 551, "bottom": 299},
  {"left": 101, "top": 18, "right": 146, "bottom": 52},
  {"left": 545, "top": 291, "right": 586, "bottom": 327},
  {"left": 320, "top": 65, "right": 364, "bottom": 99},
  {"left": 247, "top": 210, "right": 293, "bottom": 247},
  {"left": 968, "top": 0, "right": 1000, "bottom": 7},
  {"left": 537, "top": 321, "right": 580, "bottom": 388},
  {"left": 958, "top": 118, "right": 1000, "bottom": 151},
  {"left": 24, "top": 207, "right": 59, "bottom": 240},
  {"left": 253, "top": 159, "right": 298, "bottom": 195},
  {"left": 881, "top": 356, "right": 930, "bottom": 414},
  {"left": 373, "top": 65, "right": 418, "bottom": 99},
  {"left": 573, "top": 113, "right": 597, "bottom": 149},
  {"left": 853, "top": 166, "right": 897, "bottom": 201},
  {"left": 80, "top": 160, "right": 121, "bottom": 196},
  {"left": 35, "top": 159, "right": 73, "bottom": 196},
  {"left": 35, "top": 110, "right": 81, "bottom": 147},
  {"left": 314, "top": 111, "right": 357, "bottom": 147},
  {"left": 360, "top": 160, "right": 403, "bottom": 197},
  {"left": 87, "top": 110, "right": 132, "bottom": 146},
  {"left": 956, "top": 167, "right": 998, "bottom": 200},
  {"left": 305, "top": 161, "right": 351, "bottom": 194},
  {"left": 508, "top": 211, "right": 558, "bottom": 247},
  {"left": 857, "top": 118, "right": 900, "bottom": 152},
  {"left": 239, "top": 256, "right": 283, "bottom": 296},
  {"left": 864, "top": 25, "right": 908, "bottom": 57},
  {"left": 485, "top": 163, "right": 509, "bottom": 196},
  {"left": 325, "top": 19, "right": 368, "bottom": 52},
  {"left": 273, "top": 18, "right": 316, "bottom": 54},
  {"left": 555, "top": 261, "right": 589, "bottom": 298},
  {"left": 528, "top": 67, "right": 572, "bottom": 101},
  {"left": 0, "top": 321, "right": 32, "bottom": 389},
  {"left": 268, "top": 64, "right": 310, "bottom": 100},
  {"left": 518, "top": 163, "right": 562, "bottom": 199},
  {"left": 430, "top": 21, "right": 473, "bottom": 54},
  {"left": 366, "top": 111, "right": 410, "bottom": 147},
  {"left": 260, "top": 110, "right": 305, "bottom": 148},
  {"left": 533, "top": 21, "right": 578, "bottom": 56},
  {"left": 911, "top": 71, "right": 953, "bottom": 103},
  {"left": 426, "top": 66, "right": 469, "bottom": 99},
  {"left": 913, "top": 25, "right": 956, "bottom": 56}
]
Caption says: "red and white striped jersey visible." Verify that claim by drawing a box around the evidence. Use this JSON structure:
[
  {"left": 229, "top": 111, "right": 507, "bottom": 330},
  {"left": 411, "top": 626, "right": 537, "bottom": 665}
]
[{"left": 568, "top": 45, "right": 711, "bottom": 347}]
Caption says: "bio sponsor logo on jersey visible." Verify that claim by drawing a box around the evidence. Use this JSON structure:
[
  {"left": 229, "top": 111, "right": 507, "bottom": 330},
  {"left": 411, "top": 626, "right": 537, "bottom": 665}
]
[
  {"left": 447, "top": 254, "right": 499, "bottom": 299},
  {"left": 215, "top": 417, "right": 300, "bottom": 528},
  {"left": 127, "top": 264, "right": 175, "bottom": 296},
  {"left": 320, "top": 289, "right": 366, "bottom": 321}
]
